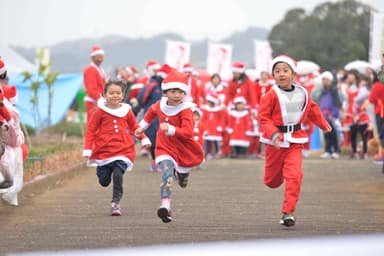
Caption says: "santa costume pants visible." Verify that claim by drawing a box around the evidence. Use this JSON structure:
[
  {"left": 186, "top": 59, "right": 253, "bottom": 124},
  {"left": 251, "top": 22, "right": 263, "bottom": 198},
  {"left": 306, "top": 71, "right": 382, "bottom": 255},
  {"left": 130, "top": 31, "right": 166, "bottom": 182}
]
[{"left": 264, "top": 143, "right": 303, "bottom": 213}]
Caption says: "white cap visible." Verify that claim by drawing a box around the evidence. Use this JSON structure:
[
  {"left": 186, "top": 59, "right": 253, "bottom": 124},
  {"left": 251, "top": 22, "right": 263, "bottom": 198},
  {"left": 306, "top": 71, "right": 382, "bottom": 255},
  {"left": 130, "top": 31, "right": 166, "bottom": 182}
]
[{"left": 321, "top": 71, "right": 334, "bottom": 81}]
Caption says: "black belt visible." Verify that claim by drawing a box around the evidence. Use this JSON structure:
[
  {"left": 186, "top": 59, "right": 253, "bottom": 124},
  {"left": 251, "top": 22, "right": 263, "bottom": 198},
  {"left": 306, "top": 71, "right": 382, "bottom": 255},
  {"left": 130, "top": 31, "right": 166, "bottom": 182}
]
[{"left": 277, "top": 124, "right": 301, "bottom": 133}]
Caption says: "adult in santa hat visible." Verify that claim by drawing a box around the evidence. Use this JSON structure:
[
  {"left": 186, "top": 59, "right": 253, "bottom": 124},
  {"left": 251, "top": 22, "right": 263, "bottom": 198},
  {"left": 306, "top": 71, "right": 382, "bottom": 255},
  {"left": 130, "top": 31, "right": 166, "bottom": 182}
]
[
  {"left": 135, "top": 70, "right": 204, "bottom": 223},
  {"left": 137, "top": 60, "right": 161, "bottom": 86},
  {"left": 226, "top": 61, "right": 257, "bottom": 111},
  {"left": 258, "top": 54, "right": 331, "bottom": 227},
  {"left": 83, "top": 46, "right": 107, "bottom": 123}
]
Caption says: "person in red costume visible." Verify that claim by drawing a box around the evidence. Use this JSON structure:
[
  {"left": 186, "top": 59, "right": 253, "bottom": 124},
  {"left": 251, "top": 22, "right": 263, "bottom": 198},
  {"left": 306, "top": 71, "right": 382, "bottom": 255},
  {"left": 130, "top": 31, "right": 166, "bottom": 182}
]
[
  {"left": 83, "top": 46, "right": 107, "bottom": 123},
  {"left": 83, "top": 79, "right": 151, "bottom": 216},
  {"left": 258, "top": 55, "right": 331, "bottom": 227},
  {"left": 135, "top": 71, "right": 204, "bottom": 223}
]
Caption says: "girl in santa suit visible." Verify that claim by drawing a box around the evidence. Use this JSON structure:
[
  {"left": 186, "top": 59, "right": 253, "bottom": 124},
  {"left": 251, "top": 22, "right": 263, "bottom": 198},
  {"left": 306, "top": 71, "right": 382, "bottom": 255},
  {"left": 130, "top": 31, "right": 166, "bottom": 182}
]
[
  {"left": 135, "top": 71, "right": 204, "bottom": 223},
  {"left": 258, "top": 55, "right": 331, "bottom": 227},
  {"left": 83, "top": 79, "right": 151, "bottom": 216},
  {"left": 226, "top": 96, "right": 252, "bottom": 158}
]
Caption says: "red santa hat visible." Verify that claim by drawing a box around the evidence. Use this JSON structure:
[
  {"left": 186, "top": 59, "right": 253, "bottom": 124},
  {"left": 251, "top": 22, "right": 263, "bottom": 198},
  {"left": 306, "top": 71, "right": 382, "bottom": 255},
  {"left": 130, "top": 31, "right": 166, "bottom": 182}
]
[
  {"left": 146, "top": 60, "right": 161, "bottom": 72},
  {"left": 161, "top": 70, "right": 189, "bottom": 93},
  {"left": 233, "top": 96, "right": 247, "bottom": 104},
  {"left": 0, "top": 59, "right": 7, "bottom": 76},
  {"left": 90, "top": 46, "right": 104, "bottom": 57},
  {"left": 206, "top": 91, "right": 219, "bottom": 104},
  {"left": 192, "top": 107, "right": 203, "bottom": 117},
  {"left": 182, "top": 63, "right": 193, "bottom": 73},
  {"left": 231, "top": 61, "right": 245, "bottom": 73},
  {"left": 158, "top": 64, "right": 175, "bottom": 79},
  {"left": 271, "top": 55, "right": 297, "bottom": 73},
  {"left": 1, "top": 85, "right": 17, "bottom": 105}
]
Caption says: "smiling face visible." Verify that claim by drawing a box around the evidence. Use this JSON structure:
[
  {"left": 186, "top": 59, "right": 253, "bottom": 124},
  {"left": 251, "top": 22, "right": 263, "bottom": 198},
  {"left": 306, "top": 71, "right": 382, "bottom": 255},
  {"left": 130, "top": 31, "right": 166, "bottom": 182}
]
[
  {"left": 104, "top": 84, "right": 124, "bottom": 108},
  {"left": 164, "top": 88, "right": 185, "bottom": 106},
  {"left": 272, "top": 62, "right": 296, "bottom": 90}
]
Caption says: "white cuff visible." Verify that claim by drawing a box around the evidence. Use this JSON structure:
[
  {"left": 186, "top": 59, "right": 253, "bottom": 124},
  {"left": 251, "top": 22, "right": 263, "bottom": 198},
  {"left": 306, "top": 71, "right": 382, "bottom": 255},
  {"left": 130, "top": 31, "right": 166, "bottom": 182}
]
[
  {"left": 166, "top": 124, "right": 176, "bottom": 136},
  {"left": 139, "top": 120, "right": 150, "bottom": 129},
  {"left": 141, "top": 137, "right": 151, "bottom": 146},
  {"left": 6, "top": 119, "right": 14, "bottom": 126},
  {"left": 83, "top": 149, "right": 92, "bottom": 157}
]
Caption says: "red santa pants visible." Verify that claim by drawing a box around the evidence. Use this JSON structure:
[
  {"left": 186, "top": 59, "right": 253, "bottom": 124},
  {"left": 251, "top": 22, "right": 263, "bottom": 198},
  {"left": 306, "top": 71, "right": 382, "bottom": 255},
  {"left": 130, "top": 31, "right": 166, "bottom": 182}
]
[{"left": 264, "top": 143, "right": 303, "bottom": 213}]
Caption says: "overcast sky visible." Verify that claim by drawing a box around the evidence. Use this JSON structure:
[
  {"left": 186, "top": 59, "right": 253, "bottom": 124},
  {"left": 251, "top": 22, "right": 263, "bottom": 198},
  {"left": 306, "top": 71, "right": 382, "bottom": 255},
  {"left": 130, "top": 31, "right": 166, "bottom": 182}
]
[{"left": 1, "top": 0, "right": 383, "bottom": 47}]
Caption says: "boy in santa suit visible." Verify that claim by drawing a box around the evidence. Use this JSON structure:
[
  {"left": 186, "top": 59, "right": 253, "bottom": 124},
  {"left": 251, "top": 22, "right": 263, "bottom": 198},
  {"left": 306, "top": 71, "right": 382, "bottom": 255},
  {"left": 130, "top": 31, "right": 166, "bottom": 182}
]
[
  {"left": 258, "top": 55, "right": 331, "bottom": 227},
  {"left": 135, "top": 71, "right": 204, "bottom": 223},
  {"left": 226, "top": 96, "right": 252, "bottom": 158},
  {"left": 83, "top": 79, "right": 151, "bottom": 216},
  {"left": 83, "top": 46, "right": 107, "bottom": 123}
]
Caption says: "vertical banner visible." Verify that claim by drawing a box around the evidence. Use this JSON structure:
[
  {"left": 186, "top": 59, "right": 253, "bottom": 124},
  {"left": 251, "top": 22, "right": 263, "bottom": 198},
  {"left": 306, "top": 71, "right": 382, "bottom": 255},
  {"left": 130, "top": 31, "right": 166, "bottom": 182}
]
[
  {"left": 369, "top": 11, "right": 384, "bottom": 64},
  {"left": 165, "top": 40, "right": 191, "bottom": 71},
  {"left": 206, "top": 42, "right": 232, "bottom": 80},
  {"left": 254, "top": 40, "right": 273, "bottom": 72}
]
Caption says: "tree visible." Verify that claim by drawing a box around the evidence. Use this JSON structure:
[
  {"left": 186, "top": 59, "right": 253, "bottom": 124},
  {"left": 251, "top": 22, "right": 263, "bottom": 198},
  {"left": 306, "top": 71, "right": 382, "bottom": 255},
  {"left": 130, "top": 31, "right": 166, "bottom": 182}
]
[{"left": 268, "top": 0, "right": 372, "bottom": 71}]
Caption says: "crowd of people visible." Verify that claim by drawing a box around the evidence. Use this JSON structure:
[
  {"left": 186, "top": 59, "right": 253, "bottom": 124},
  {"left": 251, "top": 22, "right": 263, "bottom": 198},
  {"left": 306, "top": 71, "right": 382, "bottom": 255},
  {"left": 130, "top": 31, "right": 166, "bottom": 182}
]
[{"left": 81, "top": 46, "right": 384, "bottom": 226}]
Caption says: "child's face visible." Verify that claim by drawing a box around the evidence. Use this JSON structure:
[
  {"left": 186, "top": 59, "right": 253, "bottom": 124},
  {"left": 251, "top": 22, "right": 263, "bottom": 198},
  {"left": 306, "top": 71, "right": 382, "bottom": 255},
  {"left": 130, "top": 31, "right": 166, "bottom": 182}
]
[
  {"left": 193, "top": 112, "right": 201, "bottom": 122},
  {"left": 273, "top": 62, "right": 296, "bottom": 89},
  {"left": 105, "top": 84, "right": 123, "bottom": 107},
  {"left": 235, "top": 102, "right": 245, "bottom": 110},
  {"left": 165, "top": 89, "right": 185, "bottom": 106}
]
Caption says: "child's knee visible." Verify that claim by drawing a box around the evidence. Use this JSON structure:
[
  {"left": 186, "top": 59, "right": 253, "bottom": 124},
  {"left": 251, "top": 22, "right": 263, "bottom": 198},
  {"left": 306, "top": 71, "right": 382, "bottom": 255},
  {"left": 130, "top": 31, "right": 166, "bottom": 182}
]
[
  {"left": 264, "top": 177, "right": 284, "bottom": 188},
  {"left": 99, "top": 178, "right": 111, "bottom": 187}
]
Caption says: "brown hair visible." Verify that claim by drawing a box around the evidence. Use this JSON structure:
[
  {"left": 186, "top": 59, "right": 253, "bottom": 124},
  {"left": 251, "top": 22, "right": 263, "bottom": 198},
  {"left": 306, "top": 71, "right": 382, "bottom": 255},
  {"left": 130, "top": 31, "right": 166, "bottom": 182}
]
[{"left": 103, "top": 79, "right": 126, "bottom": 95}]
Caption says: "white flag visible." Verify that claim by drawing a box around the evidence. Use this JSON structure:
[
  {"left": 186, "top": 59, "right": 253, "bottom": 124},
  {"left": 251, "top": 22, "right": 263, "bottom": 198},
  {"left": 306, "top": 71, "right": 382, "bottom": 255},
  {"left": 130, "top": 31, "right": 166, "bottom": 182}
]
[
  {"left": 369, "top": 11, "right": 384, "bottom": 64},
  {"left": 254, "top": 40, "right": 273, "bottom": 72},
  {"left": 165, "top": 40, "right": 191, "bottom": 71},
  {"left": 206, "top": 43, "right": 232, "bottom": 80}
]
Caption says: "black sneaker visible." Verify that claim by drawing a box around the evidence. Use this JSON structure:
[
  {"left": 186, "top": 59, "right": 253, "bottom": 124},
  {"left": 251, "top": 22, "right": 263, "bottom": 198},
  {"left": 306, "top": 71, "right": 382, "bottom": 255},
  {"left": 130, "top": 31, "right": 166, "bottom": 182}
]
[
  {"left": 0, "top": 180, "right": 13, "bottom": 189},
  {"left": 280, "top": 213, "right": 295, "bottom": 227},
  {"left": 157, "top": 207, "right": 172, "bottom": 223},
  {"left": 178, "top": 172, "right": 189, "bottom": 188}
]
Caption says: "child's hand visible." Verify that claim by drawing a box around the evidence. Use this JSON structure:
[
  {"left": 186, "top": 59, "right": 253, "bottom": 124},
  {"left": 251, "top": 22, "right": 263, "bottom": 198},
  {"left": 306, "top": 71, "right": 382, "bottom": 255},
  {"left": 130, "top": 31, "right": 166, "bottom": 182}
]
[
  {"left": 272, "top": 134, "right": 281, "bottom": 149},
  {"left": 323, "top": 124, "right": 332, "bottom": 134},
  {"left": 135, "top": 127, "right": 144, "bottom": 137},
  {"left": 160, "top": 122, "right": 169, "bottom": 132}
]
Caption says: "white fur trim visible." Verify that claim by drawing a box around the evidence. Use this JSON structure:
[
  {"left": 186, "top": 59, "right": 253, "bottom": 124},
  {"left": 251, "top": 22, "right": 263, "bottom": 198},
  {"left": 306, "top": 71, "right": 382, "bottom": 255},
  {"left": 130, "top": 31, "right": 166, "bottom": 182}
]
[
  {"left": 139, "top": 120, "right": 150, "bottom": 129},
  {"left": 202, "top": 104, "right": 223, "bottom": 112},
  {"left": 147, "top": 63, "right": 161, "bottom": 71},
  {"left": 159, "top": 97, "right": 196, "bottom": 116},
  {"left": 83, "top": 149, "right": 92, "bottom": 157},
  {"left": 97, "top": 98, "right": 131, "bottom": 117},
  {"left": 228, "top": 109, "right": 249, "bottom": 118},
  {"left": 226, "top": 128, "right": 234, "bottom": 134},
  {"left": 229, "top": 139, "right": 250, "bottom": 147},
  {"left": 90, "top": 49, "right": 104, "bottom": 57},
  {"left": 232, "top": 67, "right": 245, "bottom": 73},
  {"left": 206, "top": 95, "right": 219, "bottom": 104},
  {"left": 0, "top": 66, "right": 6, "bottom": 75},
  {"left": 155, "top": 155, "right": 192, "bottom": 173},
  {"left": 182, "top": 67, "right": 193, "bottom": 73},
  {"left": 166, "top": 124, "right": 176, "bottom": 136},
  {"left": 6, "top": 119, "right": 14, "bottom": 126},
  {"left": 141, "top": 137, "right": 151, "bottom": 146},
  {"left": 130, "top": 83, "right": 144, "bottom": 90},
  {"left": 203, "top": 135, "right": 222, "bottom": 141},
  {"left": 9, "top": 96, "right": 17, "bottom": 105},
  {"left": 84, "top": 95, "right": 97, "bottom": 103},
  {"left": 87, "top": 156, "right": 134, "bottom": 171},
  {"left": 271, "top": 55, "right": 297, "bottom": 73},
  {"left": 161, "top": 81, "right": 188, "bottom": 93}
]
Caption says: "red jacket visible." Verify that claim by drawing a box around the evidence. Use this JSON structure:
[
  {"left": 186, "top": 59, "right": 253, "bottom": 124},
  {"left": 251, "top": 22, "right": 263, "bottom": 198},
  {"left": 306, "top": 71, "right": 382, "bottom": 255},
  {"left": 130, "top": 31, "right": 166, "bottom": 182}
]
[
  {"left": 258, "top": 84, "right": 329, "bottom": 148},
  {"left": 83, "top": 63, "right": 106, "bottom": 103},
  {"left": 227, "top": 76, "right": 257, "bottom": 109},
  {"left": 369, "top": 81, "right": 384, "bottom": 117},
  {"left": 226, "top": 109, "right": 252, "bottom": 147},
  {"left": 140, "top": 97, "right": 204, "bottom": 168}
]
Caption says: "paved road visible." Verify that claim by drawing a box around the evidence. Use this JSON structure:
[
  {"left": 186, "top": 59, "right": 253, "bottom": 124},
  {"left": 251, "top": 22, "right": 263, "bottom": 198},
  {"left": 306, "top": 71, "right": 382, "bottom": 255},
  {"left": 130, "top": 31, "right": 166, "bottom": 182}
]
[{"left": 1, "top": 156, "right": 384, "bottom": 254}]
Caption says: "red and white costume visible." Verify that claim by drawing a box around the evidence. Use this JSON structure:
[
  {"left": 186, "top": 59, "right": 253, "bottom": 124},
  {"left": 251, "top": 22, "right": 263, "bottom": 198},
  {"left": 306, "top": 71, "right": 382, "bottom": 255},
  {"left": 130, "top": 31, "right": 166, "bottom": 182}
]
[
  {"left": 258, "top": 83, "right": 329, "bottom": 213},
  {"left": 83, "top": 99, "right": 150, "bottom": 170},
  {"left": 83, "top": 47, "right": 107, "bottom": 122},
  {"left": 226, "top": 108, "right": 252, "bottom": 147},
  {"left": 201, "top": 103, "right": 226, "bottom": 142},
  {"left": 139, "top": 97, "right": 204, "bottom": 173}
]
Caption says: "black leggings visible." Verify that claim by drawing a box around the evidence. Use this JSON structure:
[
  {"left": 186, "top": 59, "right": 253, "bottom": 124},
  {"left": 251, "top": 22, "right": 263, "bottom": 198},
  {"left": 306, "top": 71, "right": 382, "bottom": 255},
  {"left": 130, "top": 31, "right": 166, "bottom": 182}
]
[{"left": 350, "top": 123, "right": 368, "bottom": 154}]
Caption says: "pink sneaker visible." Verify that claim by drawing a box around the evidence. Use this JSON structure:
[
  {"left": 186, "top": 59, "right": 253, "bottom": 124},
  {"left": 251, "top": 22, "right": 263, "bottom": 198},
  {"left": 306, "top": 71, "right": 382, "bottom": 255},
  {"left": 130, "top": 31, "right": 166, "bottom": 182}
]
[{"left": 111, "top": 202, "right": 121, "bottom": 216}]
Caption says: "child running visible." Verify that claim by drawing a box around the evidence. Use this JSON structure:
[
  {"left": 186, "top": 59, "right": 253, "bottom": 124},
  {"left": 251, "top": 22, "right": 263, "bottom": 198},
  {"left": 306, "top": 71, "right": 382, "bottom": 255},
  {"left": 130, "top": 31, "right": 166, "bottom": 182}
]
[
  {"left": 83, "top": 79, "right": 151, "bottom": 216},
  {"left": 135, "top": 71, "right": 204, "bottom": 223},
  {"left": 258, "top": 55, "right": 331, "bottom": 227}
]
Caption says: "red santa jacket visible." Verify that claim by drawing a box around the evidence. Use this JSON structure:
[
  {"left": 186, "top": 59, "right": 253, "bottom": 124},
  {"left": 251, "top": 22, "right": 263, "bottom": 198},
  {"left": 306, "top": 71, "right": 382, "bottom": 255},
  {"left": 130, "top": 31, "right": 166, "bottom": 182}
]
[
  {"left": 369, "top": 81, "right": 384, "bottom": 117},
  {"left": 139, "top": 97, "right": 204, "bottom": 169},
  {"left": 201, "top": 104, "right": 226, "bottom": 141},
  {"left": 83, "top": 63, "right": 106, "bottom": 103},
  {"left": 83, "top": 100, "right": 149, "bottom": 170},
  {"left": 258, "top": 84, "right": 329, "bottom": 148},
  {"left": 226, "top": 109, "right": 252, "bottom": 147},
  {"left": 255, "top": 81, "right": 273, "bottom": 104},
  {"left": 226, "top": 76, "right": 257, "bottom": 110},
  {"left": 193, "top": 121, "right": 206, "bottom": 147}
]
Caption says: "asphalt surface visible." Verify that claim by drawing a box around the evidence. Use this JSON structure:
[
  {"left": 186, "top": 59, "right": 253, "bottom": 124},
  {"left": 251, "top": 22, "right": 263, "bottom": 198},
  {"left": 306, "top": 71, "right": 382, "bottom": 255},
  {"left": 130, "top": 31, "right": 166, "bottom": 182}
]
[{"left": 1, "top": 155, "right": 384, "bottom": 254}]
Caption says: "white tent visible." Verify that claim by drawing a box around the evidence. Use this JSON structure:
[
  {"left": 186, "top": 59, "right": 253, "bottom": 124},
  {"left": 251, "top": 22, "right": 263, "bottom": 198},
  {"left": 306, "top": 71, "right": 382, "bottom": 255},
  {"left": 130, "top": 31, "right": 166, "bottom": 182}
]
[{"left": 0, "top": 45, "right": 37, "bottom": 74}]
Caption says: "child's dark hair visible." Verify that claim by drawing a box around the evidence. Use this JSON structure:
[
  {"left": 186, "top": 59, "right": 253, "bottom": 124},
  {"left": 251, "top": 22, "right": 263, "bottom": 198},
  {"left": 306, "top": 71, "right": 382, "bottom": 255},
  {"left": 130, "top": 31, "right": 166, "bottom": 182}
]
[
  {"left": 163, "top": 88, "right": 186, "bottom": 94},
  {"left": 104, "top": 79, "right": 126, "bottom": 95}
]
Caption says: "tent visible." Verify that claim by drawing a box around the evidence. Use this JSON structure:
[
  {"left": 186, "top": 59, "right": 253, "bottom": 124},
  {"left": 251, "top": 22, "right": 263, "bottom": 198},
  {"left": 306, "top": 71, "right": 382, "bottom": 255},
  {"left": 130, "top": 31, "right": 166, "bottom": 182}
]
[
  {"left": 0, "top": 45, "right": 37, "bottom": 74},
  {"left": 8, "top": 73, "right": 83, "bottom": 129}
]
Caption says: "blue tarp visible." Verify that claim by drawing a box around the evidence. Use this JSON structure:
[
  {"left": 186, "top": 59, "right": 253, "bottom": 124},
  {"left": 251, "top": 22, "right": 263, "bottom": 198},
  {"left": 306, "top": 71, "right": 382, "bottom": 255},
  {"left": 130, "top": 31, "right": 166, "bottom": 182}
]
[{"left": 8, "top": 73, "right": 83, "bottom": 129}]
